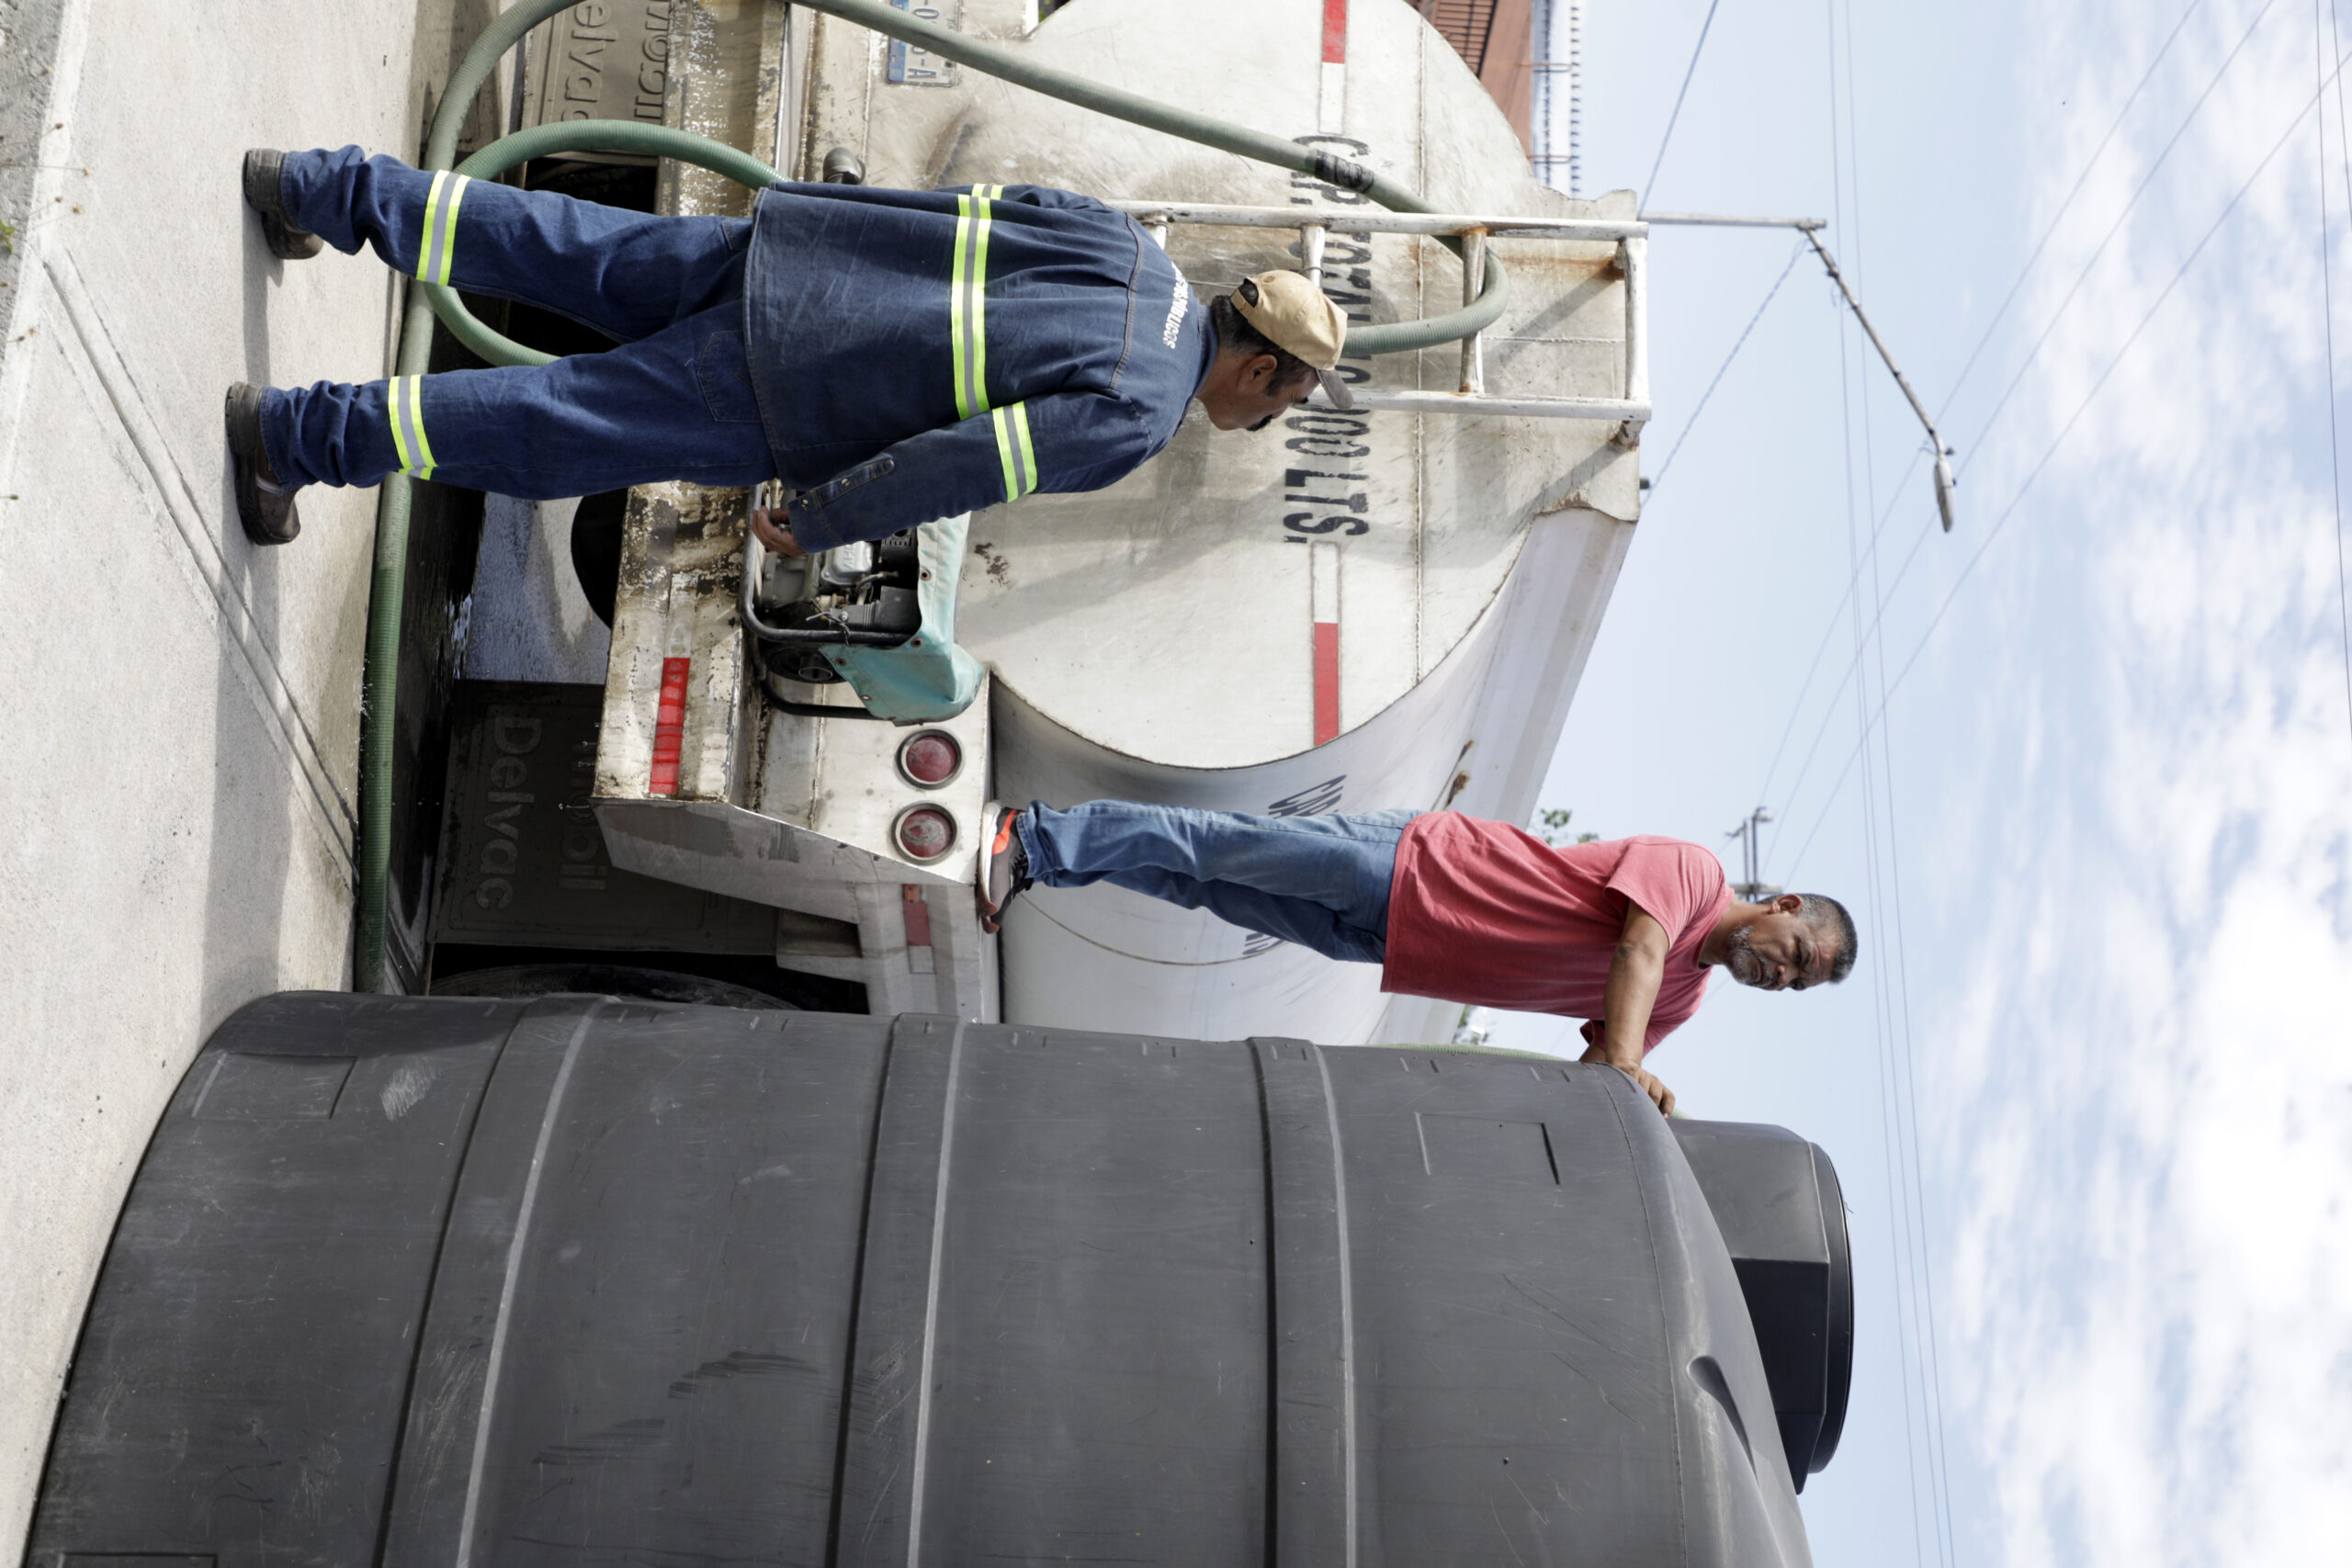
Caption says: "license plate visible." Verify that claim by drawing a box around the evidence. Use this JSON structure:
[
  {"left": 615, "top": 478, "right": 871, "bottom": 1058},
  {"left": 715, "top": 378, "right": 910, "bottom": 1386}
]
[{"left": 887, "top": 1, "right": 959, "bottom": 86}]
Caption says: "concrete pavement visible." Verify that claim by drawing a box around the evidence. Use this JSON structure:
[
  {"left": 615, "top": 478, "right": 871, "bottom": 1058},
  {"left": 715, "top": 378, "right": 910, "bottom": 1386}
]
[{"left": 0, "top": 0, "right": 501, "bottom": 1552}]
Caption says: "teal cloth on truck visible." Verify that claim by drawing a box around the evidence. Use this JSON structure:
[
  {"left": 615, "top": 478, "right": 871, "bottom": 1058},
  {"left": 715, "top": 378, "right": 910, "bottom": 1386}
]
[{"left": 819, "top": 514, "right": 983, "bottom": 722}]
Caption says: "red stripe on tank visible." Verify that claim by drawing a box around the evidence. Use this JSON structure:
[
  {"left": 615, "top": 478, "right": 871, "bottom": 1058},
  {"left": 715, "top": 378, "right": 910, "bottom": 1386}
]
[
  {"left": 1312, "top": 621, "right": 1340, "bottom": 746},
  {"left": 1322, "top": 0, "right": 1348, "bottom": 62}
]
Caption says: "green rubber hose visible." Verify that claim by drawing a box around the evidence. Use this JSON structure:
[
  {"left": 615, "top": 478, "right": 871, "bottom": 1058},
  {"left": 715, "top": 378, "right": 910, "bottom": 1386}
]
[
  {"left": 356, "top": 0, "right": 582, "bottom": 991},
  {"left": 424, "top": 122, "right": 786, "bottom": 367},
  {"left": 356, "top": 0, "right": 1511, "bottom": 987},
  {"left": 788, "top": 0, "right": 1506, "bottom": 356},
  {"left": 414, "top": 0, "right": 1508, "bottom": 369}
]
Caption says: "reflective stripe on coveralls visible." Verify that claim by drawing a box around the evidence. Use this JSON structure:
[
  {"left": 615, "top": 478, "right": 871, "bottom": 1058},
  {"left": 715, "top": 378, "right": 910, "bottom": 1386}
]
[
  {"left": 949, "top": 184, "right": 1001, "bottom": 420},
  {"left": 948, "top": 184, "right": 1038, "bottom": 500},
  {"left": 991, "top": 401, "right": 1037, "bottom": 501},
  {"left": 386, "top": 375, "right": 436, "bottom": 479},
  {"left": 418, "top": 170, "right": 471, "bottom": 288}
]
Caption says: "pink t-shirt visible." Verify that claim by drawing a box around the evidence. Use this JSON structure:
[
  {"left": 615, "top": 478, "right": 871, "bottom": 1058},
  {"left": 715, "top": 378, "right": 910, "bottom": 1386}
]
[{"left": 1380, "top": 820, "right": 1733, "bottom": 1053}]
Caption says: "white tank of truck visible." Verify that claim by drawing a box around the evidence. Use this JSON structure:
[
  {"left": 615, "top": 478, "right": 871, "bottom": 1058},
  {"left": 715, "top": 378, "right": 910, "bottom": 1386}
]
[{"left": 572, "top": 0, "right": 1645, "bottom": 1043}]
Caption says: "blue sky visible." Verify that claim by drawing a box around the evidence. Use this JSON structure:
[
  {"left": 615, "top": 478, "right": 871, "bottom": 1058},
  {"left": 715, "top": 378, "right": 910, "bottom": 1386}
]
[{"left": 1487, "top": 1, "right": 2352, "bottom": 1562}]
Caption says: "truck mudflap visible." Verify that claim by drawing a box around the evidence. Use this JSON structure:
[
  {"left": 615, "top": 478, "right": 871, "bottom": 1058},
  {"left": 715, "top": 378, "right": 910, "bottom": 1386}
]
[{"left": 29, "top": 993, "right": 1828, "bottom": 1568}]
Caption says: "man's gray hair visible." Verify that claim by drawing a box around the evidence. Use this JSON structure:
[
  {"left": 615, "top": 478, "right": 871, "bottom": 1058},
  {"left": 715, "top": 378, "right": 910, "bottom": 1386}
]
[{"left": 1794, "top": 894, "right": 1859, "bottom": 984}]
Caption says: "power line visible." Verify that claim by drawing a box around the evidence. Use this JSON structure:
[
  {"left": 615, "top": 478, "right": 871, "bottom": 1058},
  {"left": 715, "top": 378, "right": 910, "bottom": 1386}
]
[
  {"left": 1953, "top": 0, "right": 2285, "bottom": 485},
  {"left": 1931, "top": 0, "right": 2210, "bottom": 425},
  {"left": 1787, "top": 114, "right": 2343, "bottom": 1495},
  {"left": 1762, "top": 515, "right": 1935, "bottom": 867},
  {"left": 1647, "top": 239, "right": 1807, "bottom": 493},
  {"left": 1753, "top": 468, "right": 1939, "bottom": 813},
  {"left": 1752, "top": 0, "right": 2262, "bottom": 821},
  {"left": 1793, "top": 17, "right": 2315, "bottom": 1506},
  {"left": 1829, "top": 2, "right": 1958, "bottom": 1553},
  {"left": 1643, "top": 0, "right": 1724, "bottom": 202},
  {"left": 1780, "top": 33, "right": 2352, "bottom": 883},
  {"left": 1764, "top": 24, "right": 2352, "bottom": 1546},
  {"left": 1832, "top": 192, "right": 1935, "bottom": 1568},
  {"left": 2328, "top": 0, "right": 2352, "bottom": 750},
  {"left": 1821, "top": 32, "right": 1930, "bottom": 1551},
  {"left": 1843, "top": 340, "right": 1935, "bottom": 1568},
  {"left": 1804, "top": 0, "right": 2286, "bottom": 738},
  {"left": 1842, "top": 14, "right": 1962, "bottom": 1532}
]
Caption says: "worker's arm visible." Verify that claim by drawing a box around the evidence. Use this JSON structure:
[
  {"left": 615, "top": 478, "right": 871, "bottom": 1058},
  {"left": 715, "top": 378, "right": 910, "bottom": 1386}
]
[
  {"left": 765, "top": 390, "right": 1151, "bottom": 555},
  {"left": 1576, "top": 904, "right": 1677, "bottom": 1115}
]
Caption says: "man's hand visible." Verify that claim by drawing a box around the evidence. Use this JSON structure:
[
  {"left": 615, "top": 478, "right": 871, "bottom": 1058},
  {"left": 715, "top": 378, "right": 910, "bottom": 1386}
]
[
  {"left": 1622, "top": 1061, "right": 1677, "bottom": 1115},
  {"left": 749, "top": 508, "right": 805, "bottom": 557},
  {"left": 1580, "top": 904, "right": 1677, "bottom": 1116},
  {"left": 1578, "top": 1034, "right": 1677, "bottom": 1115}
]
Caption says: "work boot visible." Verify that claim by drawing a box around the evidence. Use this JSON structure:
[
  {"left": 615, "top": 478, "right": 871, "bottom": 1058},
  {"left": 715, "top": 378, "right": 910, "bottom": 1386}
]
[
  {"left": 242, "top": 149, "right": 323, "bottom": 261},
  {"left": 224, "top": 382, "right": 301, "bottom": 546},
  {"left": 977, "top": 803, "right": 1033, "bottom": 934}
]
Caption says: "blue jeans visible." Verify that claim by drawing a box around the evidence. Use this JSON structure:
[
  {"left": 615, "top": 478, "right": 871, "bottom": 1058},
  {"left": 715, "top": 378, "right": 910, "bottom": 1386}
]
[
  {"left": 261, "top": 147, "right": 775, "bottom": 497},
  {"left": 1016, "top": 802, "right": 1416, "bottom": 964}
]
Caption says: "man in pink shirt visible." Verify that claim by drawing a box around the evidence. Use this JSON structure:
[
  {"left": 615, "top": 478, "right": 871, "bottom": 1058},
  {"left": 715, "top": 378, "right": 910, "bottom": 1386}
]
[{"left": 979, "top": 800, "right": 1857, "bottom": 1114}]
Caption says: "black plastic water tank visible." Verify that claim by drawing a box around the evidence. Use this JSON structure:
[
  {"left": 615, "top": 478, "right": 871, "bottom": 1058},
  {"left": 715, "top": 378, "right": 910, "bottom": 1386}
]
[
  {"left": 1668, "top": 1120, "right": 1855, "bottom": 1488},
  {"left": 29, "top": 995, "right": 1834, "bottom": 1567}
]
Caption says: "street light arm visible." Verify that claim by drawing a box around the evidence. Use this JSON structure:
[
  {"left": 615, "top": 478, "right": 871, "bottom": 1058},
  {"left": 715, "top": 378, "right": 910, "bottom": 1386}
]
[
  {"left": 1804, "top": 231, "right": 1960, "bottom": 531},
  {"left": 1634, "top": 212, "right": 1961, "bottom": 532}
]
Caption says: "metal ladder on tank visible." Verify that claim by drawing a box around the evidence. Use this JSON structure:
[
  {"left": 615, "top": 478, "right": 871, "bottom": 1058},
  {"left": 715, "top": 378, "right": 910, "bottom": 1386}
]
[{"left": 1111, "top": 199, "right": 1650, "bottom": 439}]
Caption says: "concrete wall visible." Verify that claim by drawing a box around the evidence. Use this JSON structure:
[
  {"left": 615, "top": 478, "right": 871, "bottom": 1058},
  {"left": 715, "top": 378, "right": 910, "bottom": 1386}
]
[{"left": 0, "top": 0, "right": 496, "bottom": 1553}]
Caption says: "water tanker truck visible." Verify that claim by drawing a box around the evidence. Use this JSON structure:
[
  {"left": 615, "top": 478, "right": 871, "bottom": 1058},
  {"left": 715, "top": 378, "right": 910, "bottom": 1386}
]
[
  {"left": 375, "top": 0, "right": 1645, "bottom": 1051},
  {"left": 17, "top": 7, "right": 1858, "bottom": 1564}
]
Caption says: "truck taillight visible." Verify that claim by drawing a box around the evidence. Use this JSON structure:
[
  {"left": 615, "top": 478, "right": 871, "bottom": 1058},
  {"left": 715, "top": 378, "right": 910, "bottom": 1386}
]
[
  {"left": 897, "top": 729, "right": 962, "bottom": 788},
  {"left": 893, "top": 804, "right": 956, "bottom": 863}
]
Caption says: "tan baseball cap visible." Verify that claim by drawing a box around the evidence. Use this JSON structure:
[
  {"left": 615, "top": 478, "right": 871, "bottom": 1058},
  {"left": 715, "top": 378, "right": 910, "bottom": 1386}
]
[{"left": 1232, "top": 270, "right": 1356, "bottom": 409}]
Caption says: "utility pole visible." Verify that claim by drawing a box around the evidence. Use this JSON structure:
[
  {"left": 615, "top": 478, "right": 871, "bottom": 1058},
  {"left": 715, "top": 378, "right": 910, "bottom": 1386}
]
[
  {"left": 1526, "top": 0, "right": 1583, "bottom": 197},
  {"left": 1725, "top": 807, "right": 1782, "bottom": 902}
]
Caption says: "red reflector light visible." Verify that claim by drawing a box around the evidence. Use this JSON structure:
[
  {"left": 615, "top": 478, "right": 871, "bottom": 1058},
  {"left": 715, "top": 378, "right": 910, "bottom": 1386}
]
[
  {"left": 897, "top": 728, "right": 963, "bottom": 788},
  {"left": 650, "top": 655, "right": 691, "bottom": 795},
  {"left": 893, "top": 804, "right": 956, "bottom": 863}
]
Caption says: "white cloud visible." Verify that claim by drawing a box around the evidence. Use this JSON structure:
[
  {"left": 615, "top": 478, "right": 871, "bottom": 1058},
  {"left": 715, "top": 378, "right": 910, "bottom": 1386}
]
[{"left": 1929, "top": 3, "right": 2352, "bottom": 1561}]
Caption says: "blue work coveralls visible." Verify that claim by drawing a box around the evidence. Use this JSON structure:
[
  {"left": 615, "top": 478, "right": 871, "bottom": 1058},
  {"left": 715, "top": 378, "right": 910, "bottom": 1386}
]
[{"left": 260, "top": 147, "right": 1216, "bottom": 550}]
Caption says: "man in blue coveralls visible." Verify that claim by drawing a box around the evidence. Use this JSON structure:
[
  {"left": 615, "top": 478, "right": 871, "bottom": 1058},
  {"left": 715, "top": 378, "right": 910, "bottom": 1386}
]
[{"left": 225, "top": 146, "right": 1356, "bottom": 546}]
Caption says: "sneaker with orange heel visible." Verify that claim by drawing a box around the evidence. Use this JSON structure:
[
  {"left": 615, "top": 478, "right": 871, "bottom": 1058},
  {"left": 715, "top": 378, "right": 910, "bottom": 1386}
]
[{"left": 978, "top": 803, "right": 1033, "bottom": 934}]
